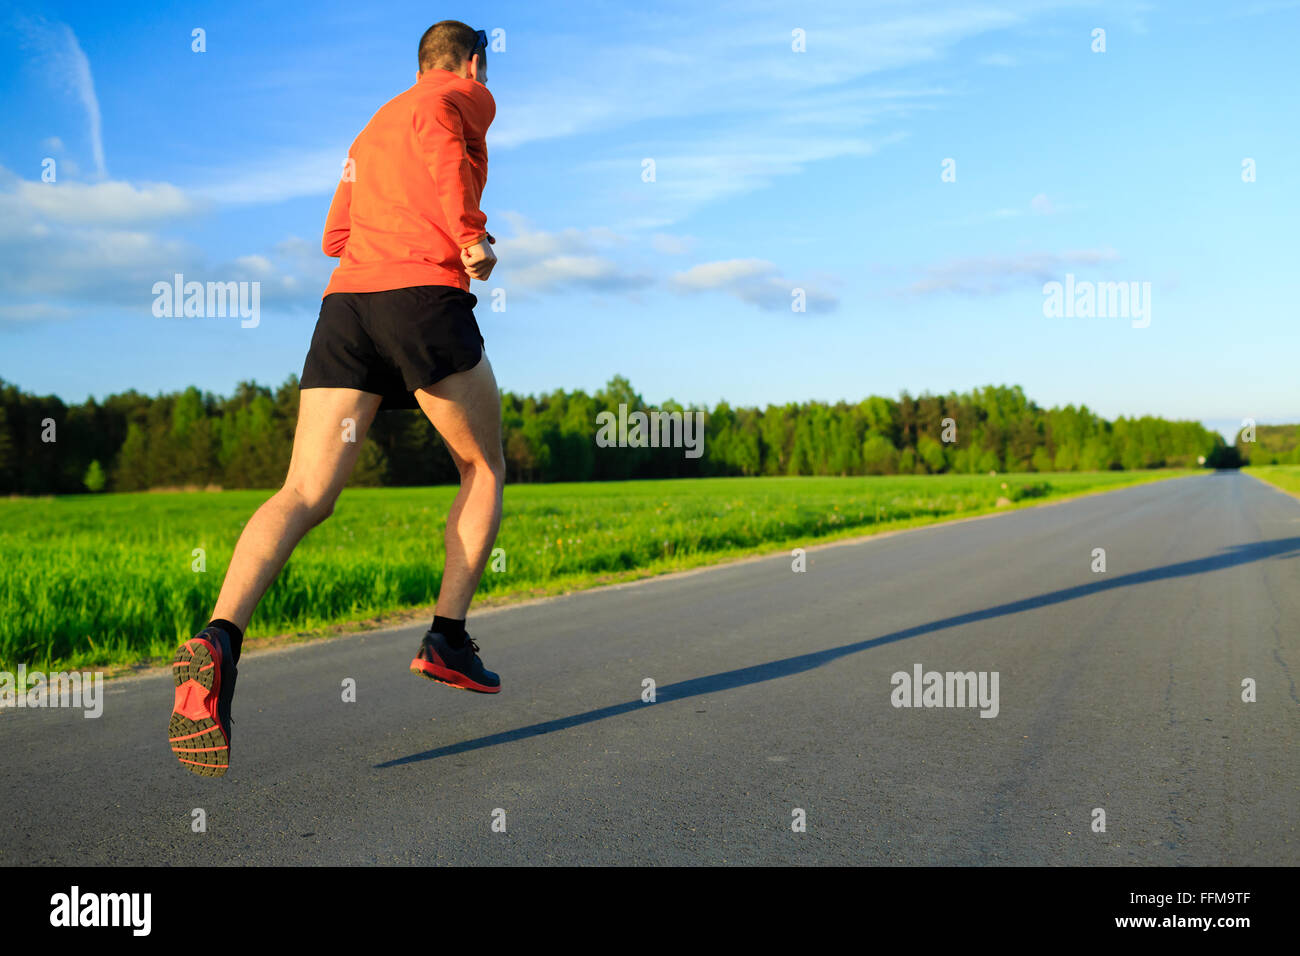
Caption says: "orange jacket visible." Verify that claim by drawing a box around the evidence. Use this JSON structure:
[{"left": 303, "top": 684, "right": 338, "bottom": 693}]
[{"left": 321, "top": 69, "right": 495, "bottom": 296}]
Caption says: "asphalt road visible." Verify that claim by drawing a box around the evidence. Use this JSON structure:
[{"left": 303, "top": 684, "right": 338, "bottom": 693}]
[{"left": 2, "top": 472, "right": 1297, "bottom": 865}]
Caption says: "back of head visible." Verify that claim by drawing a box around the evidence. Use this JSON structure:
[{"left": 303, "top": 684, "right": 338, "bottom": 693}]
[{"left": 418, "top": 20, "right": 482, "bottom": 75}]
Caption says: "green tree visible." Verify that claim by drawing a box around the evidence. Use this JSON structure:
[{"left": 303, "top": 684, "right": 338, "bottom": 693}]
[
  {"left": 83, "top": 459, "right": 106, "bottom": 492},
  {"left": 347, "top": 439, "right": 389, "bottom": 486},
  {"left": 114, "top": 421, "right": 152, "bottom": 490},
  {"left": 862, "top": 432, "right": 898, "bottom": 475},
  {"left": 918, "top": 435, "right": 947, "bottom": 473}
]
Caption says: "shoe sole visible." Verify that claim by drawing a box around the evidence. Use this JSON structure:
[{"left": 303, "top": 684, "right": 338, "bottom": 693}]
[
  {"left": 169, "top": 637, "right": 230, "bottom": 776},
  {"left": 409, "top": 657, "right": 500, "bottom": 694}
]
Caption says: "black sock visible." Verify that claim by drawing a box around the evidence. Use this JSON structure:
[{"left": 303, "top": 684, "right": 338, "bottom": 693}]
[
  {"left": 207, "top": 619, "right": 244, "bottom": 664},
  {"left": 432, "top": 615, "right": 467, "bottom": 649}
]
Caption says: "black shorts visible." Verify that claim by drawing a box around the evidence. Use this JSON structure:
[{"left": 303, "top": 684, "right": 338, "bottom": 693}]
[{"left": 300, "top": 285, "right": 484, "bottom": 411}]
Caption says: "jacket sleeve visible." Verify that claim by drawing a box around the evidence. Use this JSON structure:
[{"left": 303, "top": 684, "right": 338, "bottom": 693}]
[
  {"left": 413, "top": 96, "right": 488, "bottom": 249},
  {"left": 322, "top": 170, "right": 352, "bottom": 257}
]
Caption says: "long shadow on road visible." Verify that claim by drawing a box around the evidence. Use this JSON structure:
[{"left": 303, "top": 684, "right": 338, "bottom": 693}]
[{"left": 376, "top": 536, "right": 1300, "bottom": 768}]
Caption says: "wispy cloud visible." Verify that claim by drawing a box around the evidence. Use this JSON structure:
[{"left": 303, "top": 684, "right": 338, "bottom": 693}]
[
  {"left": 0, "top": 303, "right": 74, "bottom": 323},
  {"left": 15, "top": 17, "right": 105, "bottom": 178},
  {"left": 1030, "top": 192, "right": 1055, "bottom": 215},
  {"left": 650, "top": 233, "right": 695, "bottom": 256},
  {"left": 900, "top": 248, "right": 1122, "bottom": 297},
  {"left": 189, "top": 146, "right": 348, "bottom": 205},
  {"left": 487, "top": 1, "right": 1025, "bottom": 150},
  {"left": 485, "top": 1, "right": 1056, "bottom": 223},
  {"left": 671, "top": 259, "right": 838, "bottom": 313},
  {"left": 588, "top": 131, "right": 906, "bottom": 216},
  {"left": 945, "top": 191, "right": 1074, "bottom": 227},
  {"left": 491, "top": 214, "right": 651, "bottom": 294}
]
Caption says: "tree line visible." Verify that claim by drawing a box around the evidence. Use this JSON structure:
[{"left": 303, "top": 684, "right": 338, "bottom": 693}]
[
  {"left": 1240, "top": 425, "right": 1300, "bottom": 465},
  {"left": 0, "top": 375, "right": 1252, "bottom": 495}
]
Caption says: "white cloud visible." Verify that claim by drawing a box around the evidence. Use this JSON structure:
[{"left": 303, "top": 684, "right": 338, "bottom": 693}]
[
  {"left": 585, "top": 130, "right": 905, "bottom": 219},
  {"left": 233, "top": 255, "right": 274, "bottom": 278},
  {"left": 488, "top": 218, "right": 831, "bottom": 310},
  {"left": 672, "top": 259, "right": 775, "bottom": 291},
  {"left": 650, "top": 233, "right": 694, "bottom": 255},
  {"left": 0, "top": 170, "right": 331, "bottom": 319},
  {"left": 901, "top": 248, "right": 1123, "bottom": 296},
  {"left": 479, "top": 2, "right": 1055, "bottom": 223},
  {"left": 0, "top": 303, "right": 73, "bottom": 322},
  {"left": 491, "top": 217, "right": 650, "bottom": 293},
  {"left": 509, "top": 255, "right": 650, "bottom": 292},
  {"left": 671, "top": 259, "right": 838, "bottom": 313},
  {"left": 489, "top": 4, "right": 1023, "bottom": 150},
  {"left": 16, "top": 17, "right": 105, "bottom": 178},
  {"left": 190, "top": 146, "right": 349, "bottom": 205},
  {"left": 943, "top": 192, "right": 1074, "bottom": 227},
  {"left": 9, "top": 179, "right": 200, "bottom": 224}
]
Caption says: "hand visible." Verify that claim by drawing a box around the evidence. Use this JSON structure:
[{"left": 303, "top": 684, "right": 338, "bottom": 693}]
[{"left": 461, "top": 237, "right": 497, "bottom": 281}]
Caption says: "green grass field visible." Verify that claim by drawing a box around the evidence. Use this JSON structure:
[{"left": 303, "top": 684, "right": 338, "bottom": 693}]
[
  {"left": 0, "top": 470, "right": 1199, "bottom": 673},
  {"left": 1243, "top": 464, "right": 1300, "bottom": 498}
]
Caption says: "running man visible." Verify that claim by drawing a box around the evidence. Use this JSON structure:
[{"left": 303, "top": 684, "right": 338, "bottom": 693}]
[{"left": 168, "top": 21, "right": 505, "bottom": 777}]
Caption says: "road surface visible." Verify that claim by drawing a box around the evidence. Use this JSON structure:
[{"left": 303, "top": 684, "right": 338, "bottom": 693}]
[{"left": 2, "top": 471, "right": 1296, "bottom": 865}]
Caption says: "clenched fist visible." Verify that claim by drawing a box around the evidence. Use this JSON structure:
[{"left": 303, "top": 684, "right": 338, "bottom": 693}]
[{"left": 461, "top": 235, "right": 497, "bottom": 281}]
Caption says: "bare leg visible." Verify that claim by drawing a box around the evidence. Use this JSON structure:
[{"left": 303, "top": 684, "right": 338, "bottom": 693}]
[
  {"left": 211, "top": 387, "right": 383, "bottom": 631},
  {"left": 414, "top": 355, "right": 506, "bottom": 620}
]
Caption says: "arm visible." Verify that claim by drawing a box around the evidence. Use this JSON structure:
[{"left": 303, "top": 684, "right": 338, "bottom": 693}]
[
  {"left": 414, "top": 97, "right": 489, "bottom": 250},
  {"left": 322, "top": 171, "right": 352, "bottom": 257}
]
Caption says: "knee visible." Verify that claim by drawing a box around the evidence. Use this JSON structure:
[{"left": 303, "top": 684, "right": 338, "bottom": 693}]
[
  {"left": 460, "top": 451, "right": 505, "bottom": 489},
  {"left": 281, "top": 482, "right": 337, "bottom": 525},
  {"left": 487, "top": 449, "right": 506, "bottom": 486}
]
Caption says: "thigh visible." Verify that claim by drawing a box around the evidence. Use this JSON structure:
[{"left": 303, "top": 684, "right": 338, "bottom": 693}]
[
  {"left": 287, "top": 387, "right": 384, "bottom": 497},
  {"left": 413, "top": 354, "right": 502, "bottom": 469}
]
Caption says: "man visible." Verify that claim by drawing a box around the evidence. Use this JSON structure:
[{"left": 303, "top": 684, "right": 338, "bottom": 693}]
[{"left": 168, "top": 21, "right": 505, "bottom": 777}]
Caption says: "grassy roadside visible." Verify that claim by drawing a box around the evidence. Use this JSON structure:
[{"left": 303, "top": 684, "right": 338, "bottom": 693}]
[
  {"left": 1241, "top": 465, "right": 1300, "bottom": 499},
  {"left": 1, "top": 469, "right": 1201, "bottom": 677}
]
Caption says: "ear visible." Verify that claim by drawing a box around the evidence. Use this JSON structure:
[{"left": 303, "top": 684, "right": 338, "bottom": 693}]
[{"left": 468, "top": 52, "right": 479, "bottom": 81}]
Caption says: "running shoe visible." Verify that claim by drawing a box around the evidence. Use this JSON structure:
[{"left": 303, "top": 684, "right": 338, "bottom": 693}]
[
  {"left": 168, "top": 626, "right": 238, "bottom": 776},
  {"left": 410, "top": 630, "right": 500, "bottom": 693}
]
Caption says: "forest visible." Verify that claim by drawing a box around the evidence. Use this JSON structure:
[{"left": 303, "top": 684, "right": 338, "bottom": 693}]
[{"left": 0, "top": 375, "right": 1259, "bottom": 495}]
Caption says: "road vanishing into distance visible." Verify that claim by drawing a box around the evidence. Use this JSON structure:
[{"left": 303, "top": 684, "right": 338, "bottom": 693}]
[{"left": 2, "top": 471, "right": 1297, "bottom": 865}]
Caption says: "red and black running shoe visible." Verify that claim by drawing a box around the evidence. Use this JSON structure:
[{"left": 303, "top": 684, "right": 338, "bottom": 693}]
[
  {"left": 168, "top": 626, "right": 238, "bottom": 776},
  {"left": 410, "top": 630, "right": 500, "bottom": 693}
]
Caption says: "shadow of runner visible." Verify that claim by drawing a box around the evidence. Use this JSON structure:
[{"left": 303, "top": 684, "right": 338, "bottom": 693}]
[{"left": 376, "top": 536, "right": 1300, "bottom": 768}]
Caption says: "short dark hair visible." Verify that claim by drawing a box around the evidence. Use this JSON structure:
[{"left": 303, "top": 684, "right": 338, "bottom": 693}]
[{"left": 418, "top": 20, "right": 482, "bottom": 73}]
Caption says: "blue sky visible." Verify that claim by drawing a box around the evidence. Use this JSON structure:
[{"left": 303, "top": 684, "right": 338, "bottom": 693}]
[{"left": 1, "top": 0, "right": 1297, "bottom": 438}]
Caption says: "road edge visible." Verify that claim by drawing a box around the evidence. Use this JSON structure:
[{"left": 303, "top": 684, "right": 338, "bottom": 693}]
[{"left": 96, "top": 470, "right": 1203, "bottom": 685}]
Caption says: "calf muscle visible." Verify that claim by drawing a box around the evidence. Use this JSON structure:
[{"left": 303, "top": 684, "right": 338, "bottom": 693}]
[
  {"left": 211, "top": 388, "right": 382, "bottom": 630},
  {"left": 415, "top": 356, "right": 505, "bottom": 619}
]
